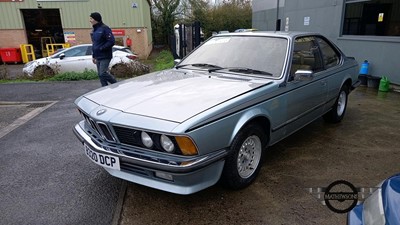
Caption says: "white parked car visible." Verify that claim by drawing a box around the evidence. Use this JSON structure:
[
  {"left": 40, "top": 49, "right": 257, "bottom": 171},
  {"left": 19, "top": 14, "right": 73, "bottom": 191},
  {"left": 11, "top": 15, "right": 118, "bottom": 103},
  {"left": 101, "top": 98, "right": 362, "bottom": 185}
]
[{"left": 23, "top": 44, "right": 137, "bottom": 76}]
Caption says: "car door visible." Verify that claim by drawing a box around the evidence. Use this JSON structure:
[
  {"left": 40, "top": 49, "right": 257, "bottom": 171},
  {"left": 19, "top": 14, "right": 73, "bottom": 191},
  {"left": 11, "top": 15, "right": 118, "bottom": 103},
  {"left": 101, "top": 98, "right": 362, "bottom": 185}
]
[
  {"left": 314, "top": 36, "right": 344, "bottom": 113},
  {"left": 54, "top": 46, "right": 95, "bottom": 73},
  {"left": 283, "top": 36, "right": 328, "bottom": 135}
]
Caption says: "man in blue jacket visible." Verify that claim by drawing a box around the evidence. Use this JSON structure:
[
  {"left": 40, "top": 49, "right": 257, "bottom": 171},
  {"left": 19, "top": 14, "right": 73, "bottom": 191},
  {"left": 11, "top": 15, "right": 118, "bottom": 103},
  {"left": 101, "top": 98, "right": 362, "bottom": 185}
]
[{"left": 90, "top": 12, "right": 117, "bottom": 86}]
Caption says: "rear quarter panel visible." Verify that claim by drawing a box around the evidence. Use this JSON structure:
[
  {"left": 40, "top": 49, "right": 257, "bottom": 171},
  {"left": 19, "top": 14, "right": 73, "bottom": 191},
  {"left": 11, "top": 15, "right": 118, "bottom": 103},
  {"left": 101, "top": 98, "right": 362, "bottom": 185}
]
[{"left": 325, "top": 57, "right": 359, "bottom": 108}]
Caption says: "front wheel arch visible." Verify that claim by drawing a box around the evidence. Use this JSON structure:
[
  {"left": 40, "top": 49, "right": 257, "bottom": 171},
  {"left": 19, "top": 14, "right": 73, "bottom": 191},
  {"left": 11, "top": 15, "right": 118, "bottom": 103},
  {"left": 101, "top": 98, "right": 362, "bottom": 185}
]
[
  {"left": 221, "top": 123, "right": 268, "bottom": 190},
  {"left": 230, "top": 113, "right": 271, "bottom": 145}
]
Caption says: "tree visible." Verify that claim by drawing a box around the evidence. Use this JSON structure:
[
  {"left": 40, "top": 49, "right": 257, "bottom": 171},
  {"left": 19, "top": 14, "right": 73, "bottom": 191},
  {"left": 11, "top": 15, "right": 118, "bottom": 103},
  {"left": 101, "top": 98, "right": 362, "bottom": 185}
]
[
  {"left": 200, "top": 1, "right": 252, "bottom": 38},
  {"left": 151, "top": 0, "right": 181, "bottom": 44},
  {"left": 150, "top": 0, "right": 252, "bottom": 44}
]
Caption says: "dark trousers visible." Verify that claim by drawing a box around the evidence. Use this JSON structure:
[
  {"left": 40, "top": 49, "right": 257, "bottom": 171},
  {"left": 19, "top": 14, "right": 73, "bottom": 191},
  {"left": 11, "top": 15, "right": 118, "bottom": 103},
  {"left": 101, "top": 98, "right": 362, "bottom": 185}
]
[{"left": 96, "top": 58, "right": 117, "bottom": 86}]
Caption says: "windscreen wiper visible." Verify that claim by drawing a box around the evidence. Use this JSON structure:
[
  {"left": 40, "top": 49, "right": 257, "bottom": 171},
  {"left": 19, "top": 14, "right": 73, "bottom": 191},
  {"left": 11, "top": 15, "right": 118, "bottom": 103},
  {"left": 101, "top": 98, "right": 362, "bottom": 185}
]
[
  {"left": 229, "top": 67, "right": 272, "bottom": 76},
  {"left": 176, "top": 63, "right": 223, "bottom": 70},
  {"left": 209, "top": 67, "right": 273, "bottom": 76}
]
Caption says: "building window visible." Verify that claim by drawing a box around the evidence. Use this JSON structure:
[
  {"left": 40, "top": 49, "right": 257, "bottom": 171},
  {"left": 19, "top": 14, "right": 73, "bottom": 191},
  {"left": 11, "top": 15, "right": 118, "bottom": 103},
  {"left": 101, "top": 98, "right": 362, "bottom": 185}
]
[{"left": 343, "top": 0, "right": 400, "bottom": 36}]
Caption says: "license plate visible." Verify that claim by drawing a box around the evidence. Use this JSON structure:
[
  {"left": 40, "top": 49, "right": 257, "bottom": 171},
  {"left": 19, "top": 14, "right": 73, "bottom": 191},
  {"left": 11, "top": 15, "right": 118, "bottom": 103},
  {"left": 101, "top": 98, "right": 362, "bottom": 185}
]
[{"left": 84, "top": 144, "right": 120, "bottom": 170}]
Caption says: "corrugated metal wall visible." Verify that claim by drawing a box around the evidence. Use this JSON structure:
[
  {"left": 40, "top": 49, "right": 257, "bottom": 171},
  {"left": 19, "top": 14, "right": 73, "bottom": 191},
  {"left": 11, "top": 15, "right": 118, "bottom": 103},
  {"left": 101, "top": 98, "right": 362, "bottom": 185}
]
[
  {"left": 0, "top": 0, "right": 151, "bottom": 29},
  {"left": 345, "top": 0, "right": 400, "bottom": 21}
]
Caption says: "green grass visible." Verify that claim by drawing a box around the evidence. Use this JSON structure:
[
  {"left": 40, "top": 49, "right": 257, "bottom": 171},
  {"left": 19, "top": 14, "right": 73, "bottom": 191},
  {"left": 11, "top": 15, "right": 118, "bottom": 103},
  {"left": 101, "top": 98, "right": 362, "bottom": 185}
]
[
  {"left": 0, "top": 78, "right": 34, "bottom": 84},
  {"left": 48, "top": 69, "right": 98, "bottom": 81},
  {"left": 153, "top": 50, "right": 175, "bottom": 71}
]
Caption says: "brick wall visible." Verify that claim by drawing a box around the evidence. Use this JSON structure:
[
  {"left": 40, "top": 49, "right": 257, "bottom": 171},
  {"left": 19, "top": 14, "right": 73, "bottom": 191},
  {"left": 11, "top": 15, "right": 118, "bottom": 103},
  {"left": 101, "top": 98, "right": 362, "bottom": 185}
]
[{"left": 0, "top": 30, "right": 28, "bottom": 48}]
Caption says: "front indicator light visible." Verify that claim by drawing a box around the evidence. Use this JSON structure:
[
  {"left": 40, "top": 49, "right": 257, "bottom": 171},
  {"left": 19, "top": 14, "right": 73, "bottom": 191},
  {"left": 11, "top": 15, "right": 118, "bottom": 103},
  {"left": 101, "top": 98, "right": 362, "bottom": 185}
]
[
  {"left": 160, "top": 135, "right": 175, "bottom": 153},
  {"left": 141, "top": 131, "right": 153, "bottom": 148},
  {"left": 175, "top": 136, "right": 198, "bottom": 156}
]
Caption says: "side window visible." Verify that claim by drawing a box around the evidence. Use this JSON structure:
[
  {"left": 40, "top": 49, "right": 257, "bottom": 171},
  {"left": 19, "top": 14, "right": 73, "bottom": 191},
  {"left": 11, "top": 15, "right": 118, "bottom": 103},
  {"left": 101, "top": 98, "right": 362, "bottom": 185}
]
[
  {"left": 86, "top": 46, "right": 93, "bottom": 55},
  {"left": 290, "top": 36, "right": 323, "bottom": 79},
  {"left": 316, "top": 37, "right": 340, "bottom": 69},
  {"left": 63, "top": 47, "right": 88, "bottom": 57}
]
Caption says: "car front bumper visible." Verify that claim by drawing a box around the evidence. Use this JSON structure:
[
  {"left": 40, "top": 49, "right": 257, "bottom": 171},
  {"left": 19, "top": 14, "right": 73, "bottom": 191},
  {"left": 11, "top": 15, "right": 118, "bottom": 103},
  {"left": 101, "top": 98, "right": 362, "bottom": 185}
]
[{"left": 73, "top": 121, "right": 227, "bottom": 195}]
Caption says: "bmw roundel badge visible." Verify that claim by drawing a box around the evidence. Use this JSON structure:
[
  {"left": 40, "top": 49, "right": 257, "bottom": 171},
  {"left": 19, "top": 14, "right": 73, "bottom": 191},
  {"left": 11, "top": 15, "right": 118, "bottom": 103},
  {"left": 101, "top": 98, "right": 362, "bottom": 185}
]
[{"left": 96, "top": 109, "right": 107, "bottom": 116}]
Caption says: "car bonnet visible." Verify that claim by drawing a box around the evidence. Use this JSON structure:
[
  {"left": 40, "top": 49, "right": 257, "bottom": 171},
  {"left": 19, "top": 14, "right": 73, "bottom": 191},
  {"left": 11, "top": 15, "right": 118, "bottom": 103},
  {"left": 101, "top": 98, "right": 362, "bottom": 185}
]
[{"left": 81, "top": 69, "right": 271, "bottom": 123}]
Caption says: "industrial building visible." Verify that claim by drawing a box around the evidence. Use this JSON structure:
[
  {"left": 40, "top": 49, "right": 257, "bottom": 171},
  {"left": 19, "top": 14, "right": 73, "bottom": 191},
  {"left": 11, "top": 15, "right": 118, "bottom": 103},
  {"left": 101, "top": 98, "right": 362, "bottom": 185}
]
[
  {"left": 0, "top": 0, "right": 152, "bottom": 60},
  {"left": 253, "top": 0, "right": 400, "bottom": 85}
]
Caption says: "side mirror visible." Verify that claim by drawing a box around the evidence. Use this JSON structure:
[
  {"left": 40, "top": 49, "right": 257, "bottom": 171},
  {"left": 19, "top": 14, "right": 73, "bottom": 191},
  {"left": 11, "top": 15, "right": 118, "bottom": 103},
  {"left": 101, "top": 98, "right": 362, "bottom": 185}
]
[
  {"left": 294, "top": 70, "right": 314, "bottom": 81},
  {"left": 59, "top": 53, "right": 65, "bottom": 60},
  {"left": 174, "top": 59, "right": 181, "bottom": 65}
]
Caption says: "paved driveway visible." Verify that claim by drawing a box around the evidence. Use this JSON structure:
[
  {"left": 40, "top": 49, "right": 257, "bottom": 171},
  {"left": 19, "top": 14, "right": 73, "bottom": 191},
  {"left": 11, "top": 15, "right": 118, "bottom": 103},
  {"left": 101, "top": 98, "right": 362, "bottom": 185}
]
[
  {"left": 119, "top": 87, "right": 400, "bottom": 225},
  {"left": 1, "top": 79, "right": 399, "bottom": 225},
  {"left": 0, "top": 81, "right": 121, "bottom": 225}
]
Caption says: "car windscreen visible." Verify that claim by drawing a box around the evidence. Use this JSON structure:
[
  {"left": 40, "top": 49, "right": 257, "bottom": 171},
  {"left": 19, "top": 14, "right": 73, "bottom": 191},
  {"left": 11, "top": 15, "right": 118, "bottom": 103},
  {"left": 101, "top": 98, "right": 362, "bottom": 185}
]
[{"left": 179, "top": 36, "right": 288, "bottom": 77}]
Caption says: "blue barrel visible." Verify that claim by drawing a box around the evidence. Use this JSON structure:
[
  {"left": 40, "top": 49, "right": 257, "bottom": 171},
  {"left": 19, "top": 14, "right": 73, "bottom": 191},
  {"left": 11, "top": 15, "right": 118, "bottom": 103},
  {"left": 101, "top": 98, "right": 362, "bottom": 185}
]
[{"left": 359, "top": 60, "right": 369, "bottom": 75}]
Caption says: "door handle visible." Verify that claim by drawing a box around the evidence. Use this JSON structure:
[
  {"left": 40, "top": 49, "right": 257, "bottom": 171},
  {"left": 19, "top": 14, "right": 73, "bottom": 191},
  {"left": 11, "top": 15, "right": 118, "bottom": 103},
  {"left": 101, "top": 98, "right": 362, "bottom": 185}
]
[{"left": 320, "top": 81, "right": 327, "bottom": 86}]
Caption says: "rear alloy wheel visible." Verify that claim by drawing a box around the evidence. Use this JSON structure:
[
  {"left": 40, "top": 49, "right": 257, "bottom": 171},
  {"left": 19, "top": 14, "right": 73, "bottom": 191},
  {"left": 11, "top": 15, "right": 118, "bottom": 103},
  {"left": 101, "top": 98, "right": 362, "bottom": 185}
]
[
  {"left": 221, "top": 124, "right": 266, "bottom": 189},
  {"left": 323, "top": 85, "right": 349, "bottom": 123}
]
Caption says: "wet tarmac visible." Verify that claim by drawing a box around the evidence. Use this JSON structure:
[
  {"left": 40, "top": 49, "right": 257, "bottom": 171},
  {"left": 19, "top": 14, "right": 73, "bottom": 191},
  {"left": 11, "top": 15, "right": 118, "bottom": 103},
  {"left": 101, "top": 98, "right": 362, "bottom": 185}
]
[
  {"left": 118, "top": 86, "right": 400, "bottom": 225},
  {"left": 1, "top": 74, "right": 399, "bottom": 224}
]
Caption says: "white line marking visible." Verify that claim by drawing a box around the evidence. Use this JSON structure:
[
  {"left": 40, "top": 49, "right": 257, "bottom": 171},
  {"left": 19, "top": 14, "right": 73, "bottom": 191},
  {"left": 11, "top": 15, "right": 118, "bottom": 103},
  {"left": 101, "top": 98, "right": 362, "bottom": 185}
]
[{"left": 0, "top": 101, "right": 58, "bottom": 139}]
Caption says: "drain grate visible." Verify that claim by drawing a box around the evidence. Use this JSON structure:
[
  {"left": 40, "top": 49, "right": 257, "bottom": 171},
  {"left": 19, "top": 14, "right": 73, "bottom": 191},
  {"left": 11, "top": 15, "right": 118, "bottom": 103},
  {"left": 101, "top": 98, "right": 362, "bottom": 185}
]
[{"left": 27, "top": 103, "right": 50, "bottom": 108}]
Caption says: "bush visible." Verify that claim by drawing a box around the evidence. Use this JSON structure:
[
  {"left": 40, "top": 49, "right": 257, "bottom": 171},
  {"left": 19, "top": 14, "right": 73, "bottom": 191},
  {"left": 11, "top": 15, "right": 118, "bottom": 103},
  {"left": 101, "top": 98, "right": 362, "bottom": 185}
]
[
  {"left": 110, "top": 61, "right": 150, "bottom": 78},
  {"left": 30, "top": 65, "right": 56, "bottom": 80}
]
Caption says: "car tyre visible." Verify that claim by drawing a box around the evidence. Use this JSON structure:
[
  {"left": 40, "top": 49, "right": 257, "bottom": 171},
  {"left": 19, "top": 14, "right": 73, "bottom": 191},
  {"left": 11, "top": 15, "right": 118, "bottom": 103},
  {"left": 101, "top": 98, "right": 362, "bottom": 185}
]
[
  {"left": 221, "top": 124, "right": 267, "bottom": 190},
  {"left": 323, "top": 85, "right": 349, "bottom": 123}
]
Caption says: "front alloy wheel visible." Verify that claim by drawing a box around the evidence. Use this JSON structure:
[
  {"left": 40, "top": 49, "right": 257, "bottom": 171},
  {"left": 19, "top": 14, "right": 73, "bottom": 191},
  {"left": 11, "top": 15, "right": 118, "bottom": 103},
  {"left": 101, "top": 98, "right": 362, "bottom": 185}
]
[
  {"left": 237, "top": 135, "right": 262, "bottom": 179},
  {"left": 221, "top": 124, "right": 266, "bottom": 189}
]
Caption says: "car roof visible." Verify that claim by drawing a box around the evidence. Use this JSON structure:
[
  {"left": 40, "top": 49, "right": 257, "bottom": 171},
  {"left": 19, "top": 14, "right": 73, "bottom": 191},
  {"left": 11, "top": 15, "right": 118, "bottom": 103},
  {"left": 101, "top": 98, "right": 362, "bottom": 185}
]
[{"left": 215, "top": 31, "right": 322, "bottom": 39}]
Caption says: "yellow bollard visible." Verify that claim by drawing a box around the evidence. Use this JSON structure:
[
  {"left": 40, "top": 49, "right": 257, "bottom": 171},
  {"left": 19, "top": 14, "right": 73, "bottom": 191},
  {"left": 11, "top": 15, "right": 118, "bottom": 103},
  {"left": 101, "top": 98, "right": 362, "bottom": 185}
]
[{"left": 20, "top": 44, "right": 36, "bottom": 63}]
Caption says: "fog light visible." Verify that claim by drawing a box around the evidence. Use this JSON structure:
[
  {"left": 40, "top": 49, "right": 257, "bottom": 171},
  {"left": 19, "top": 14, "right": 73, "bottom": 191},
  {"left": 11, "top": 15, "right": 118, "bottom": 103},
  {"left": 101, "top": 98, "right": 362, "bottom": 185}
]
[{"left": 155, "top": 171, "right": 173, "bottom": 181}]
